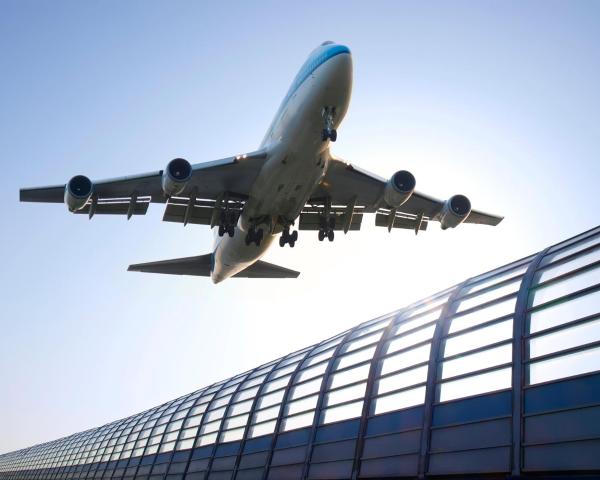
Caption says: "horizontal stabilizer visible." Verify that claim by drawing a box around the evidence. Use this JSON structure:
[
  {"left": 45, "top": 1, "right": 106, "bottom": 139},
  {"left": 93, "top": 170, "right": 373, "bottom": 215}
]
[{"left": 128, "top": 254, "right": 299, "bottom": 279}]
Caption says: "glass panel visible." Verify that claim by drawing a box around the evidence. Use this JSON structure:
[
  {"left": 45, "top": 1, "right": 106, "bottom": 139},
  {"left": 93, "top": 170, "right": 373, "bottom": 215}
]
[
  {"left": 234, "top": 386, "right": 260, "bottom": 402},
  {"left": 223, "top": 413, "right": 249, "bottom": 430},
  {"left": 210, "top": 395, "right": 232, "bottom": 410},
  {"left": 289, "top": 377, "right": 322, "bottom": 400},
  {"left": 439, "top": 368, "right": 511, "bottom": 402},
  {"left": 228, "top": 398, "right": 253, "bottom": 416},
  {"left": 529, "top": 319, "right": 600, "bottom": 358},
  {"left": 303, "top": 348, "right": 335, "bottom": 368},
  {"left": 531, "top": 266, "right": 599, "bottom": 307},
  {"left": 328, "top": 363, "right": 370, "bottom": 389},
  {"left": 295, "top": 362, "right": 328, "bottom": 382},
  {"left": 253, "top": 405, "right": 280, "bottom": 424},
  {"left": 379, "top": 343, "right": 431, "bottom": 376},
  {"left": 203, "top": 406, "right": 226, "bottom": 423},
  {"left": 537, "top": 247, "right": 600, "bottom": 284},
  {"left": 256, "top": 390, "right": 285, "bottom": 409},
  {"left": 456, "top": 279, "right": 520, "bottom": 313},
  {"left": 394, "top": 309, "right": 441, "bottom": 335},
  {"left": 377, "top": 365, "right": 428, "bottom": 395},
  {"left": 342, "top": 331, "right": 383, "bottom": 353},
  {"left": 469, "top": 256, "right": 534, "bottom": 284},
  {"left": 284, "top": 394, "right": 319, "bottom": 416},
  {"left": 324, "top": 382, "right": 366, "bottom": 407},
  {"left": 249, "top": 420, "right": 276, "bottom": 438},
  {"left": 320, "top": 400, "right": 363, "bottom": 424},
  {"left": 184, "top": 415, "right": 202, "bottom": 429},
  {"left": 545, "top": 233, "right": 600, "bottom": 261},
  {"left": 262, "top": 376, "right": 289, "bottom": 394},
  {"left": 529, "top": 289, "right": 600, "bottom": 333},
  {"left": 466, "top": 265, "right": 528, "bottom": 294},
  {"left": 449, "top": 297, "right": 516, "bottom": 333},
  {"left": 179, "top": 427, "right": 197, "bottom": 439},
  {"left": 444, "top": 320, "right": 512, "bottom": 357},
  {"left": 196, "top": 432, "right": 217, "bottom": 447},
  {"left": 405, "top": 294, "right": 451, "bottom": 319},
  {"left": 200, "top": 420, "right": 221, "bottom": 434},
  {"left": 220, "top": 428, "right": 245, "bottom": 443},
  {"left": 529, "top": 345, "right": 600, "bottom": 384},
  {"left": 334, "top": 346, "right": 376, "bottom": 371},
  {"left": 352, "top": 317, "right": 392, "bottom": 337},
  {"left": 441, "top": 343, "right": 512, "bottom": 379},
  {"left": 281, "top": 411, "right": 315, "bottom": 431},
  {"left": 372, "top": 386, "right": 426, "bottom": 415},
  {"left": 386, "top": 325, "right": 436, "bottom": 354}
]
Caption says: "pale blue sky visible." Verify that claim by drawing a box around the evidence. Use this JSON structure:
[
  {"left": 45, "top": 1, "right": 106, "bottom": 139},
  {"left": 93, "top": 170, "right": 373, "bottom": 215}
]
[{"left": 1, "top": 1, "right": 598, "bottom": 453}]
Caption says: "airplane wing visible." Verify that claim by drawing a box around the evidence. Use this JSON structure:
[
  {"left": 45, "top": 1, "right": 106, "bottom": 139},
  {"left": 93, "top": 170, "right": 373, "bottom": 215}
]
[
  {"left": 19, "top": 149, "right": 268, "bottom": 220},
  {"left": 307, "top": 157, "right": 503, "bottom": 232}
]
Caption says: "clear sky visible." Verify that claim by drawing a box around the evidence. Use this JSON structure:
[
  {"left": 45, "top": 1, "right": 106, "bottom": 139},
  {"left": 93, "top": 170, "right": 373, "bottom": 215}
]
[{"left": 0, "top": 0, "right": 598, "bottom": 454}]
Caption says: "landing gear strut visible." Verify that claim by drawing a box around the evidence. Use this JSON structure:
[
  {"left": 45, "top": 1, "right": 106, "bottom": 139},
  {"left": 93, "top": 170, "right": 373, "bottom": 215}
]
[
  {"left": 318, "top": 216, "right": 335, "bottom": 242},
  {"left": 279, "top": 228, "right": 298, "bottom": 248},
  {"left": 245, "top": 226, "right": 264, "bottom": 246},
  {"left": 321, "top": 107, "right": 337, "bottom": 142},
  {"left": 217, "top": 211, "right": 235, "bottom": 237}
]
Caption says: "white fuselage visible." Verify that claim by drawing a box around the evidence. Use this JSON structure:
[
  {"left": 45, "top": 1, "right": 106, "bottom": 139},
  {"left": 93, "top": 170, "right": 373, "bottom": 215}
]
[{"left": 211, "top": 44, "right": 353, "bottom": 283}]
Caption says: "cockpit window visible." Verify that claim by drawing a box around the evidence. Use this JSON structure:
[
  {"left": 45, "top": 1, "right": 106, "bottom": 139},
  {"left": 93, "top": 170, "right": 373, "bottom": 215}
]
[{"left": 321, "top": 41, "right": 335, "bottom": 46}]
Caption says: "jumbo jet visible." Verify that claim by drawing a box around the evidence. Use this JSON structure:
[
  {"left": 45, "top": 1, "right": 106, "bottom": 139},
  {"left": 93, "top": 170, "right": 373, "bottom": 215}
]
[{"left": 20, "top": 42, "right": 502, "bottom": 283}]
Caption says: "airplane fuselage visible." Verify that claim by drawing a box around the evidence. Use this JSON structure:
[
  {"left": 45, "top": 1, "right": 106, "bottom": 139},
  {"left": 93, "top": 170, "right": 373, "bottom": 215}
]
[{"left": 211, "top": 43, "right": 352, "bottom": 283}]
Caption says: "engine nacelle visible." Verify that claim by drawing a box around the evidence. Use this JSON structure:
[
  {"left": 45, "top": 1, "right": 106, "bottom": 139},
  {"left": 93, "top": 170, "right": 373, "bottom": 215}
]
[
  {"left": 439, "top": 194, "right": 471, "bottom": 229},
  {"left": 64, "top": 175, "right": 93, "bottom": 212},
  {"left": 162, "top": 158, "right": 192, "bottom": 196},
  {"left": 383, "top": 170, "right": 416, "bottom": 208}
]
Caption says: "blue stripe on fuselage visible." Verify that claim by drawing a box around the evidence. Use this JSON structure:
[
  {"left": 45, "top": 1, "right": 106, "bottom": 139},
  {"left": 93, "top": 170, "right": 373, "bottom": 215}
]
[{"left": 283, "top": 44, "right": 351, "bottom": 104}]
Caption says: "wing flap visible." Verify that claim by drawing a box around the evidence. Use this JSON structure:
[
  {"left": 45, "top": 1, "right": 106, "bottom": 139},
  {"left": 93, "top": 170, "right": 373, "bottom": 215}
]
[
  {"left": 375, "top": 212, "right": 428, "bottom": 231},
  {"left": 74, "top": 199, "right": 150, "bottom": 216},
  {"left": 299, "top": 211, "right": 363, "bottom": 231}
]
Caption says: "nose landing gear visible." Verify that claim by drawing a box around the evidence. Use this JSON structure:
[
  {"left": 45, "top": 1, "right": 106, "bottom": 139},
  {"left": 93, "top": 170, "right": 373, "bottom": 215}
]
[
  {"left": 279, "top": 228, "right": 298, "bottom": 248},
  {"left": 322, "top": 107, "right": 337, "bottom": 142}
]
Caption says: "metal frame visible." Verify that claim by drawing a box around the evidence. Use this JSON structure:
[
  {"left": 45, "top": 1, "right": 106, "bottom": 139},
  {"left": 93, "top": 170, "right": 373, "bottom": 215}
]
[{"left": 417, "top": 280, "right": 468, "bottom": 478}]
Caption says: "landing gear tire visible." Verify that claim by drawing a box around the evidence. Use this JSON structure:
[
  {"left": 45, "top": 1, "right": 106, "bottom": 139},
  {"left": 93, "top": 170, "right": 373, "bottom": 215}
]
[
  {"left": 227, "top": 225, "right": 234, "bottom": 237},
  {"left": 218, "top": 225, "right": 225, "bottom": 237},
  {"left": 246, "top": 226, "right": 263, "bottom": 246},
  {"left": 280, "top": 228, "right": 298, "bottom": 247},
  {"left": 318, "top": 230, "right": 325, "bottom": 242},
  {"left": 321, "top": 128, "right": 337, "bottom": 142},
  {"left": 329, "top": 129, "right": 337, "bottom": 142},
  {"left": 254, "top": 228, "right": 264, "bottom": 246},
  {"left": 327, "top": 229, "right": 335, "bottom": 242}
]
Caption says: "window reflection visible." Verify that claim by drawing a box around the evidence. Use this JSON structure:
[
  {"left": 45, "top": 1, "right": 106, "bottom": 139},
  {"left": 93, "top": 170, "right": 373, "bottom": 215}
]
[
  {"left": 456, "top": 279, "right": 520, "bottom": 313},
  {"left": 530, "top": 265, "right": 599, "bottom": 307},
  {"left": 379, "top": 343, "right": 431, "bottom": 376},
  {"left": 444, "top": 320, "right": 513, "bottom": 357},
  {"left": 320, "top": 400, "right": 363, "bottom": 424},
  {"left": 439, "top": 367, "right": 511, "bottom": 402},
  {"left": 537, "top": 247, "right": 600, "bottom": 284},
  {"left": 529, "top": 289, "right": 600, "bottom": 333},
  {"left": 376, "top": 365, "right": 428, "bottom": 394},
  {"left": 529, "top": 319, "right": 600, "bottom": 358},
  {"left": 386, "top": 325, "right": 436, "bottom": 354},
  {"left": 449, "top": 297, "right": 515, "bottom": 334},
  {"left": 372, "top": 386, "right": 425, "bottom": 415},
  {"left": 529, "top": 345, "right": 600, "bottom": 384},
  {"left": 441, "top": 343, "right": 512, "bottom": 379}
]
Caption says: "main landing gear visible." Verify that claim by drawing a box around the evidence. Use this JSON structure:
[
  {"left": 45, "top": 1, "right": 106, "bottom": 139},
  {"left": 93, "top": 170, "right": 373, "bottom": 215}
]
[
  {"left": 321, "top": 106, "right": 337, "bottom": 142},
  {"left": 245, "top": 226, "right": 264, "bottom": 246},
  {"left": 217, "top": 210, "right": 235, "bottom": 237},
  {"left": 279, "top": 228, "right": 298, "bottom": 248},
  {"left": 318, "top": 216, "right": 335, "bottom": 242}
]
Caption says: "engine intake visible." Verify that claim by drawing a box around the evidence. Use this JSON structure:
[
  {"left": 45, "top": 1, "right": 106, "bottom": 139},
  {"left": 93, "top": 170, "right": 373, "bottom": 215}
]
[
  {"left": 162, "top": 158, "right": 192, "bottom": 196},
  {"left": 383, "top": 170, "right": 416, "bottom": 208},
  {"left": 64, "top": 175, "right": 93, "bottom": 212},
  {"left": 439, "top": 194, "right": 471, "bottom": 229}
]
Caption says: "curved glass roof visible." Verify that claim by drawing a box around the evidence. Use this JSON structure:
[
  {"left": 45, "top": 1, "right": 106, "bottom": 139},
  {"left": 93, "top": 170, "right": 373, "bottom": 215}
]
[{"left": 1, "top": 225, "right": 599, "bottom": 479}]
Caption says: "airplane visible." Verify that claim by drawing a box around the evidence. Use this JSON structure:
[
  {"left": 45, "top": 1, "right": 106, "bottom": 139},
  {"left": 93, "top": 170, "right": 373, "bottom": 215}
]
[{"left": 20, "top": 41, "right": 503, "bottom": 284}]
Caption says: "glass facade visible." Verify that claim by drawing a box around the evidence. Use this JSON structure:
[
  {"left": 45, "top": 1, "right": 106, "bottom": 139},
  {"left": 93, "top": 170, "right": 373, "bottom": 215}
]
[{"left": 1, "top": 226, "right": 599, "bottom": 479}]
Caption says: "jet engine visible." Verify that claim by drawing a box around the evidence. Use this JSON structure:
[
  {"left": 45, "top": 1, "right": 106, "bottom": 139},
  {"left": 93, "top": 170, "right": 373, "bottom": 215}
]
[
  {"left": 383, "top": 170, "right": 416, "bottom": 208},
  {"left": 439, "top": 194, "right": 471, "bottom": 229},
  {"left": 64, "top": 175, "right": 93, "bottom": 212},
  {"left": 162, "top": 158, "right": 192, "bottom": 196}
]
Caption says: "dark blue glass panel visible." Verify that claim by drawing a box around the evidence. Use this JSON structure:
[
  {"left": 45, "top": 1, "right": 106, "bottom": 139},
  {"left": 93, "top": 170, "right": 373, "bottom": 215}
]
[
  {"left": 314, "top": 419, "right": 360, "bottom": 443},
  {"left": 243, "top": 435, "right": 274, "bottom": 454},
  {"left": 366, "top": 406, "right": 424, "bottom": 436},
  {"left": 155, "top": 453, "right": 172, "bottom": 464},
  {"left": 140, "top": 454, "right": 156, "bottom": 466},
  {"left": 432, "top": 391, "right": 511, "bottom": 427},
  {"left": 215, "top": 441, "right": 241, "bottom": 457},
  {"left": 171, "top": 450, "right": 191, "bottom": 463},
  {"left": 191, "top": 446, "right": 214, "bottom": 460},
  {"left": 274, "top": 428, "right": 311, "bottom": 449},
  {"left": 524, "top": 372, "right": 600, "bottom": 415}
]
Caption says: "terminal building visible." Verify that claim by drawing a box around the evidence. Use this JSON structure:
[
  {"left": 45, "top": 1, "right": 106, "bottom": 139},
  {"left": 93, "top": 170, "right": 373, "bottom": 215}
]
[{"left": 1, "top": 225, "right": 599, "bottom": 479}]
